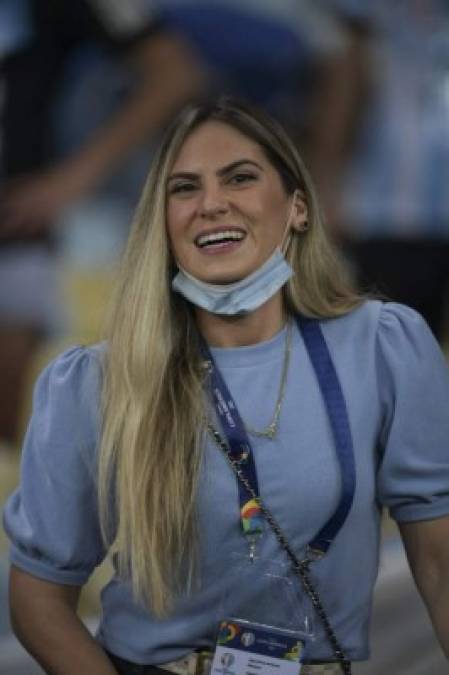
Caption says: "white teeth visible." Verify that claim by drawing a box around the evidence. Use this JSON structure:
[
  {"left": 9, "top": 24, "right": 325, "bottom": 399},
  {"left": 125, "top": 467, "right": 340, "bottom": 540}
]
[{"left": 197, "top": 230, "right": 245, "bottom": 247}]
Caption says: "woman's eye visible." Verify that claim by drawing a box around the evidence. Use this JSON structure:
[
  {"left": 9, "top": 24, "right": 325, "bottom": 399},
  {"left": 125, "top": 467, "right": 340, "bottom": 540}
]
[
  {"left": 168, "top": 182, "right": 197, "bottom": 195},
  {"left": 229, "top": 172, "right": 257, "bottom": 185}
]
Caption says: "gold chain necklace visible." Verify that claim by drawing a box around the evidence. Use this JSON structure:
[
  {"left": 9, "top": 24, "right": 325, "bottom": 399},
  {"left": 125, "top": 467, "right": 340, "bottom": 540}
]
[{"left": 244, "top": 319, "right": 292, "bottom": 440}]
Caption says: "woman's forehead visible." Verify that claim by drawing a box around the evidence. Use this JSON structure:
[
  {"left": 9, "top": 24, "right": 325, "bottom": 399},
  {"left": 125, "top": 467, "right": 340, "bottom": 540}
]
[{"left": 170, "top": 120, "right": 269, "bottom": 174}]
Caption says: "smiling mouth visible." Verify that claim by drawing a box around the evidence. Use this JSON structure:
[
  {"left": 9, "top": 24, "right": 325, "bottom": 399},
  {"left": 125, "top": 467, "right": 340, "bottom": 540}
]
[{"left": 195, "top": 229, "right": 246, "bottom": 249}]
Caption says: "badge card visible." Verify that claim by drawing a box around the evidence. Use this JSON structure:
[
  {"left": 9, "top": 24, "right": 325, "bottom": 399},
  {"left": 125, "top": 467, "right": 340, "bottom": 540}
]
[{"left": 212, "top": 619, "right": 305, "bottom": 675}]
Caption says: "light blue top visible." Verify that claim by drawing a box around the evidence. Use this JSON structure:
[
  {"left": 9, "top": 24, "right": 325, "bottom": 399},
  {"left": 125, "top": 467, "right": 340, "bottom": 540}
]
[{"left": 3, "top": 301, "right": 449, "bottom": 662}]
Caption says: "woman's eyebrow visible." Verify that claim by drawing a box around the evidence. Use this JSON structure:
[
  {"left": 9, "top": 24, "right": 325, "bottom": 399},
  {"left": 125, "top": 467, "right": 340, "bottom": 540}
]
[
  {"left": 167, "top": 159, "right": 264, "bottom": 183},
  {"left": 217, "top": 159, "right": 263, "bottom": 176}
]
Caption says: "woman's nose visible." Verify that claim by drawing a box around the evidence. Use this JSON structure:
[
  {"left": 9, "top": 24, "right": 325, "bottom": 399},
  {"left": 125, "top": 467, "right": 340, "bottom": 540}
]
[{"left": 198, "top": 184, "right": 229, "bottom": 218}]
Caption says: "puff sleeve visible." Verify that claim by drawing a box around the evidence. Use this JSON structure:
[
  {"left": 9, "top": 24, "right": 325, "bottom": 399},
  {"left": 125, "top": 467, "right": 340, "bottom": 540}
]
[
  {"left": 376, "top": 304, "right": 449, "bottom": 522},
  {"left": 2, "top": 346, "right": 106, "bottom": 585}
]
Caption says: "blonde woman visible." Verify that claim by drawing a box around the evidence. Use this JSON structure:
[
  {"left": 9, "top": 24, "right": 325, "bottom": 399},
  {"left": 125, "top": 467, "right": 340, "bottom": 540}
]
[{"left": 4, "top": 99, "right": 449, "bottom": 675}]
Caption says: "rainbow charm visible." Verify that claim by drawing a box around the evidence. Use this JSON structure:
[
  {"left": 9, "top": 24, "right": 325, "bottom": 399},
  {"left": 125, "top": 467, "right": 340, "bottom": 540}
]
[{"left": 241, "top": 498, "right": 264, "bottom": 534}]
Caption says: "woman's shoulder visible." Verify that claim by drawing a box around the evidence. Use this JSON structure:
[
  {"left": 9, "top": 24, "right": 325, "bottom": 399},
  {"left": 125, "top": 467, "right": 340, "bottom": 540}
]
[
  {"left": 31, "top": 342, "right": 106, "bottom": 425},
  {"left": 319, "top": 299, "right": 445, "bottom": 373},
  {"left": 39, "top": 342, "right": 106, "bottom": 383},
  {"left": 323, "top": 299, "right": 432, "bottom": 341}
]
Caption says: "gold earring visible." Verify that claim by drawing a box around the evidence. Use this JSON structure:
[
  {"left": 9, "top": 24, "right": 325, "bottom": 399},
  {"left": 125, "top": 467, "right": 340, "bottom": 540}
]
[{"left": 293, "top": 220, "right": 308, "bottom": 233}]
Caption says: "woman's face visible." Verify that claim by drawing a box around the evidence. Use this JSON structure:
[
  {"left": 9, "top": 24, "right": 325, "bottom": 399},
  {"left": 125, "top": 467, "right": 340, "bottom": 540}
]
[{"left": 166, "top": 121, "right": 306, "bottom": 284}]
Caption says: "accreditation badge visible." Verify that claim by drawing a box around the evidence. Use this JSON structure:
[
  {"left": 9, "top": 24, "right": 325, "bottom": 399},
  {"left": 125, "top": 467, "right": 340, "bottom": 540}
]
[
  {"left": 212, "top": 619, "right": 305, "bottom": 675},
  {"left": 217, "top": 552, "right": 314, "bottom": 639}
]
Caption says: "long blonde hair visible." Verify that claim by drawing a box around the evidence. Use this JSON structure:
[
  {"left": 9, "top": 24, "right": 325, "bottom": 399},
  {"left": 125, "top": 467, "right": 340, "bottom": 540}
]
[{"left": 98, "top": 97, "right": 362, "bottom": 615}]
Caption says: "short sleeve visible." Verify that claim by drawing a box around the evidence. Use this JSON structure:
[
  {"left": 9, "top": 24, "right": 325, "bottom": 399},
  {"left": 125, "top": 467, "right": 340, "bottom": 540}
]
[
  {"left": 376, "top": 304, "right": 449, "bottom": 522},
  {"left": 2, "top": 345, "right": 106, "bottom": 585}
]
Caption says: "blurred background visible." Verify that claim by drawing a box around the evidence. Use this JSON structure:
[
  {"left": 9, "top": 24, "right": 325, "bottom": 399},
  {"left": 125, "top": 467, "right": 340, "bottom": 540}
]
[{"left": 1, "top": 1, "right": 448, "bottom": 672}]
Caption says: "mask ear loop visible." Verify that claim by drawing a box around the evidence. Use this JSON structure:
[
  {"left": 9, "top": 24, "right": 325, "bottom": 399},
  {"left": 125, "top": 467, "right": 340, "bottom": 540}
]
[{"left": 280, "top": 189, "right": 306, "bottom": 255}]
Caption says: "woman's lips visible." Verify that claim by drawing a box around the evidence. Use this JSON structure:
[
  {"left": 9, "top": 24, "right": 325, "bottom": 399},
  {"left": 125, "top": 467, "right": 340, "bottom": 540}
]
[
  {"left": 194, "top": 226, "right": 247, "bottom": 255},
  {"left": 198, "top": 239, "right": 245, "bottom": 255},
  {"left": 195, "top": 226, "right": 246, "bottom": 246}
]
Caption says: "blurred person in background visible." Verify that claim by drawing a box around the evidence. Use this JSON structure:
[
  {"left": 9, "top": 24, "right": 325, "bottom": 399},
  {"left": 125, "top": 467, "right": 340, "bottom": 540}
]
[
  {"left": 0, "top": 0, "right": 358, "bottom": 447},
  {"left": 0, "top": 0, "right": 204, "bottom": 447},
  {"left": 328, "top": 0, "right": 449, "bottom": 343}
]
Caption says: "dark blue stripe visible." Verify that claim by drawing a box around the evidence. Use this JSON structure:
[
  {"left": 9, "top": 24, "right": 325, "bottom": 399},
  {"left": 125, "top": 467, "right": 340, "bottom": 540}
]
[
  {"left": 296, "top": 316, "right": 356, "bottom": 553},
  {"left": 200, "top": 342, "right": 260, "bottom": 510}
]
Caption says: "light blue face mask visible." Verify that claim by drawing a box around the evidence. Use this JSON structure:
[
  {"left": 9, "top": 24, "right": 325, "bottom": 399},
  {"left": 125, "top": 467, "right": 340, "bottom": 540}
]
[{"left": 171, "top": 247, "right": 294, "bottom": 316}]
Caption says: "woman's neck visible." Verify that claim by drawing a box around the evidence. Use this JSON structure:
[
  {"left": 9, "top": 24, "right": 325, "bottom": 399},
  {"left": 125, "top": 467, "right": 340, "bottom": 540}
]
[{"left": 195, "top": 293, "right": 288, "bottom": 348}]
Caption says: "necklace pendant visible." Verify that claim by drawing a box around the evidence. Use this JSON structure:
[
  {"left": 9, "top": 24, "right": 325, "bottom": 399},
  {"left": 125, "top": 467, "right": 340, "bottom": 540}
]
[{"left": 266, "top": 425, "right": 276, "bottom": 440}]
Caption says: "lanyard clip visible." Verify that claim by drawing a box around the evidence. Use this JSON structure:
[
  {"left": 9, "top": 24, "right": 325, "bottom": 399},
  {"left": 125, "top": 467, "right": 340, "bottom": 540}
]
[{"left": 247, "top": 534, "right": 260, "bottom": 564}]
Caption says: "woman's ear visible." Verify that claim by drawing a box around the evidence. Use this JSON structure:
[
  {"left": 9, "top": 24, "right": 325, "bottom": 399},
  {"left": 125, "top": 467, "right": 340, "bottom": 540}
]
[{"left": 291, "top": 189, "right": 308, "bottom": 232}]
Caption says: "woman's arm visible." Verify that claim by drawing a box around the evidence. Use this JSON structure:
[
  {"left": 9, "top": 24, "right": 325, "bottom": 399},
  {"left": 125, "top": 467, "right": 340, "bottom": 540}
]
[
  {"left": 399, "top": 516, "right": 449, "bottom": 658},
  {"left": 9, "top": 566, "right": 117, "bottom": 675}
]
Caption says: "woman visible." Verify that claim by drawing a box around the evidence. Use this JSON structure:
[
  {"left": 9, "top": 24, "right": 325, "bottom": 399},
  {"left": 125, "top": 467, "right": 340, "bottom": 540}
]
[{"left": 3, "top": 98, "right": 449, "bottom": 674}]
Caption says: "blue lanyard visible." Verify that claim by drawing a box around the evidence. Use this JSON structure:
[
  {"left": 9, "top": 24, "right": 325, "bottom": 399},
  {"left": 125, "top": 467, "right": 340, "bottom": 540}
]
[
  {"left": 295, "top": 316, "right": 356, "bottom": 555},
  {"left": 201, "top": 316, "right": 356, "bottom": 555},
  {"left": 201, "top": 343, "right": 264, "bottom": 536}
]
